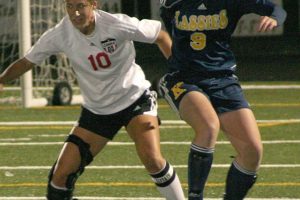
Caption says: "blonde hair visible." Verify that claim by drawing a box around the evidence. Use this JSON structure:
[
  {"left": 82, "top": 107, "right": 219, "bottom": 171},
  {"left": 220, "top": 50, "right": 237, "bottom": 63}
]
[
  {"left": 88, "top": 0, "right": 97, "bottom": 4},
  {"left": 64, "top": 0, "right": 97, "bottom": 4},
  {"left": 88, "top": 0, "right": 98, "bottom": 8}
]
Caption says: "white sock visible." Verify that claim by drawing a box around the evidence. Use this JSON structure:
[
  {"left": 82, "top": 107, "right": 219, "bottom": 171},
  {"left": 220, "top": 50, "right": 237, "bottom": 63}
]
[
  {"left": 151, "top": 162, "right": 185, "bottom": 200},
  {"left": 157, "top": 173, "right": 185, "bottom": 200}
]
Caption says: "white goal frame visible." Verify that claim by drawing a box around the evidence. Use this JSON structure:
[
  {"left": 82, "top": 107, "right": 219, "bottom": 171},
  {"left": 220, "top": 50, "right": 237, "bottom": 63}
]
[{"left": 19, "top": 0, "right": 47, "bottom": 107}]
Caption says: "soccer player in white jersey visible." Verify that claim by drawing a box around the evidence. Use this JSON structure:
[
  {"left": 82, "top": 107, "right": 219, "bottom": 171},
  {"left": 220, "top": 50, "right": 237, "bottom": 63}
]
[{"left": 0, "top": 0, "right": 185, "bottom": 199}]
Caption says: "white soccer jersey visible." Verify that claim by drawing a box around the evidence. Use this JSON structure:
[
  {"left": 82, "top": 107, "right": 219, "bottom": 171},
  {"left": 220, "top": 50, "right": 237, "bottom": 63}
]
[{"left": 25, "top": 10, "right": 161, "bottom": 114}]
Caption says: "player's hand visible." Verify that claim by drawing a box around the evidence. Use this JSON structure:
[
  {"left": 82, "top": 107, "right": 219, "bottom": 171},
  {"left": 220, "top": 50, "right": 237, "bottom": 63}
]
[{"left": 258, "top": 16, "right": 278, "bottom": 32}]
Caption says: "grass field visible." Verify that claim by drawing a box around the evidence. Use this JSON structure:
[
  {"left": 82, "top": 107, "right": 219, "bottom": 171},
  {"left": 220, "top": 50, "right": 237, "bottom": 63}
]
[{"left": 0, "top": 82, "right": 300, "bottom": 199}]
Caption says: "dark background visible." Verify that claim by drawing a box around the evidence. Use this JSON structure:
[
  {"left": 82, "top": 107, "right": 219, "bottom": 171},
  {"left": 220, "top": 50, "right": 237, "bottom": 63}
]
[
  {"left": 122, "top": 0, "right": 300, "bottom": 82},
  {"left": 1, "top": 0, "right": 299, "bottom": 83}
]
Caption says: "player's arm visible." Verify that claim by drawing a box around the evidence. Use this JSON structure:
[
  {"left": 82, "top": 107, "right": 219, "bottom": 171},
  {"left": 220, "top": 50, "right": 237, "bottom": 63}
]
[
  {"left": 269, "top": 5, "right": 287, "bottom": 26},
  {"left": 155, "top": 30, "right": 172, "bottom": 59},
  {"left": 0, "top": 57, "right": 35, "bottom": 84},
  {"left": 240, "top": 0, "right": 287, "bottom": 32},
  {"left": 258, "top": 3, "right": 286, "bottom": 32}
]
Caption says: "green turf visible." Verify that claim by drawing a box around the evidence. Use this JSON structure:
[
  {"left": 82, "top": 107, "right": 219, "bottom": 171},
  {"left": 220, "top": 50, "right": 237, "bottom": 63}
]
[{"left": 0, "top": 84, "right": 300, "bottom": 198}]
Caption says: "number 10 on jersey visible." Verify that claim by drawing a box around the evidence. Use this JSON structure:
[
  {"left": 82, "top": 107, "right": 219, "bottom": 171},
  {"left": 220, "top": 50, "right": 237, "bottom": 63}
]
[{"left": 88, "top": 52, "right": 112, "bottom": 70}]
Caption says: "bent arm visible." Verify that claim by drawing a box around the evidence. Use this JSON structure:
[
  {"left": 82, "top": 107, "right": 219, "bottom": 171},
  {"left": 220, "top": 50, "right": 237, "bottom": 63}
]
[
  {"left": 270, "top": 5, "right": 287, "bottom": 26},
  {"left": 155, "top": 30, "right": 172, "bottom": 59},
  {"left": 240, "top": 0, "right": 287, "bottom": 33},
  {"left": 0, "top": 57, "right": 35, "bottom": 84},
  {"left": 258, "top": 5, "right": 287, "bottom": 32}
]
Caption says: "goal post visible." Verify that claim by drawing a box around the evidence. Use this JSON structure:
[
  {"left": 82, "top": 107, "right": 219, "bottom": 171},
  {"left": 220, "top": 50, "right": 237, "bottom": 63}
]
[{"left": 19, "top": 0, "right": 47, "bottom": 107}]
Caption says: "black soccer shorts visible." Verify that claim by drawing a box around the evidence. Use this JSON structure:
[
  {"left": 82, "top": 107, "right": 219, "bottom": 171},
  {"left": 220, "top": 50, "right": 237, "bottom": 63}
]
[{"left": 76, "top": 89, "right": 159, "bottom": 140}]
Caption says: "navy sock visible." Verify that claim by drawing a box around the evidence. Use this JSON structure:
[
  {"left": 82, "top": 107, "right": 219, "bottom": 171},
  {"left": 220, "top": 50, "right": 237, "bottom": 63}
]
[
  {"left": 224, "top": 161, "right": 257, "bottom": 200},
  {"left": 188, "top": 144, "right": 214, "bottom": 200}
]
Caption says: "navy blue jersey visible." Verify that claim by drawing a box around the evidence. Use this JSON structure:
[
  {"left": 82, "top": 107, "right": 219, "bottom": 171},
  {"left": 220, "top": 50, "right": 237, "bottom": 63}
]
[{"left": 160, "top": 0, "right": 286, "bottom": 74}]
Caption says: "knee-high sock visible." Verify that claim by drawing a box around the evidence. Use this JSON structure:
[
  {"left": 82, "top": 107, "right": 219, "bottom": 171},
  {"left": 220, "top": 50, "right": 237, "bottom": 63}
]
[
  {"left": 150, "top": 161, "right": 185, "bottom": 200},
  {"left": 224, "top": 161, "right": 257, "bottom": 200},
  {"left": 188, "top": 144, "right": 214, "bottom": 200}
]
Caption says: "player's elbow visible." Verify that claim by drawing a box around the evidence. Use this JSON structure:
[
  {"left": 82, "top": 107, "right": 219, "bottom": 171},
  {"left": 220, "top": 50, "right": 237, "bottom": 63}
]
[
  {"left": 155, "top": 30, "right": 172, "bottom": 59},
  {"left": 155, "top": 30, "right": 171, "bottom": 46}
]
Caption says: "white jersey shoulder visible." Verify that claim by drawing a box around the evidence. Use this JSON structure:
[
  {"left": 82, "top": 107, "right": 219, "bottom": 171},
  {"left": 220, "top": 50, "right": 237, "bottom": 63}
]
[
  {"left": 25, "top": 16, "right": 73, "bottom": 65},
  {"left": 96, "top": 10, "right": 161, "bottom": 43}
]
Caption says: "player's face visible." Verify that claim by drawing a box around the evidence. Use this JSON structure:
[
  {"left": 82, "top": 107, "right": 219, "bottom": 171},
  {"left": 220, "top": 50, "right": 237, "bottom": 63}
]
[{"left": 65, "top": 0, "right": 97, "bottom": 34}]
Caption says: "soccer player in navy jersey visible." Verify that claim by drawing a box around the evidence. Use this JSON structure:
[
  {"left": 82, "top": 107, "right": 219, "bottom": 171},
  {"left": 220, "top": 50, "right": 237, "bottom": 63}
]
[
  {"left": 159, "top": 0, "right": 286, "bottom": 199},
  {"left": 0, "top": 0, "right": 186, "bottom": 199}
]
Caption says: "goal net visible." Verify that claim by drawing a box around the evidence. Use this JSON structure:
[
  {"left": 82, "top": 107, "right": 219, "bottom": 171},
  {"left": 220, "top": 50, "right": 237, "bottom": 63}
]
[{"left": 0, "top": 0, "right": 121, "bottom": 107}]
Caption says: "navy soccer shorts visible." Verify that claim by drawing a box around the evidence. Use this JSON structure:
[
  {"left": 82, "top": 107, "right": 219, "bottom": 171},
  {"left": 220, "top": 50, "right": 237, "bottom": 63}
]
[
  {"left": 76, "top": 89, "right": 158, "bottom": 140},
  {"left": 159, "top": 71, "right": 250, "bottom": 115}
]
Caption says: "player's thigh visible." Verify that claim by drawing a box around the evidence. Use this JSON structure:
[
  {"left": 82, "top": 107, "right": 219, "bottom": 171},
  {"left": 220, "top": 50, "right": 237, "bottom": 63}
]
[
  {"left": 180, "top": 91, "right": 219, "bottom": 134},
  {"left": 125, "top": 89, "right": 161, "bottom": 155},
  {"left": 126, "top": 115, "right": 164, "bottom": 171},
  {"left": 126, "top": 114, "right": 161, "bottom": 156},
  {"left": 70, "top": 126, "right": 110, "bottom": 156},
  {"left": 178, "top": 91, "right": 219, "bottom": 148},
  {"left": 219, "top": 108, "right": 263, "bottom": 158},
  {"left": 160, "top": 73, "right": 219, "bottom": 146}
]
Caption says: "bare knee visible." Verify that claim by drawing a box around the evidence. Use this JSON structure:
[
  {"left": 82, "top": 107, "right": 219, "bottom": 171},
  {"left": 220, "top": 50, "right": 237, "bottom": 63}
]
[
  {"left": 238, "top": 143, "right": 263, "bottom": 170},
  {"left": 193, "top": 120, "right": 220, "bottom": 147}
]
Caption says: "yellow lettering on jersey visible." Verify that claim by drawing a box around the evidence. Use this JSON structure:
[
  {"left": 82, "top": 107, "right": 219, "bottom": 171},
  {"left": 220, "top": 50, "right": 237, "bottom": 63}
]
[
  {"left": 219, "top": 10, "right": 229, "bottom": 29},
  {"left": 197, "top": 15, "right": 206, "bottom": 31},
  {"left": 189, "top": 15, "right": 198, "bottom": 31},
  {"left": 180, "top": 15, "right": 189, "bottom": 30},
  {"left": 175, "top": 11, "right": 180, "bottom": 28},
  {"left": 171, "top": 82, "right": 186, "bottom": 100},
  {"left": 211, "top": 14, "right": 219, "bottom": 30},
  {"left": 205, "top": 15, "right": 212, "bottom": 30},
  {"left": 175, "top": 9, "right": 228, "bottom": 31}
]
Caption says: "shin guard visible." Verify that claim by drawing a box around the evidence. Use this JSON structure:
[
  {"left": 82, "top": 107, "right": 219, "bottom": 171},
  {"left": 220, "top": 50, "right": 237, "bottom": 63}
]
[
  {"left": 188, "top": 145, "right": 214, "bottom": 200},
  {"left": 224, "top": 161, "right": 257, "bottom": 200}
]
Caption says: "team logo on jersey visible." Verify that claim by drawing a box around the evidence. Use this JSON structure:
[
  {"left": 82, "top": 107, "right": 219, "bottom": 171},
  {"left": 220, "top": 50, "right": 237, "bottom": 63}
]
[
  {"left": 198, "top": 3, "right": 207, "bottom": 10},
  {"left": 101, "top": 38, "right": 117, "bottom": 54}
]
